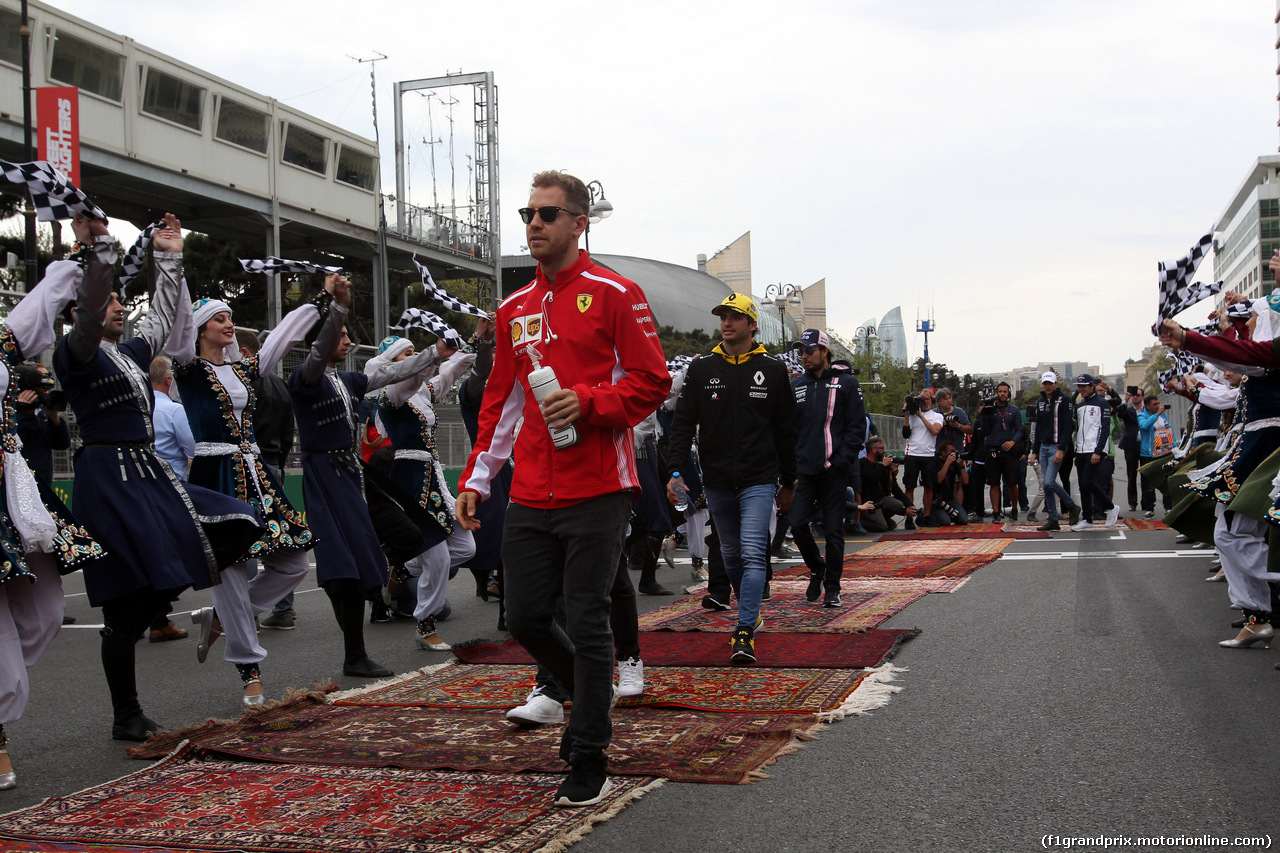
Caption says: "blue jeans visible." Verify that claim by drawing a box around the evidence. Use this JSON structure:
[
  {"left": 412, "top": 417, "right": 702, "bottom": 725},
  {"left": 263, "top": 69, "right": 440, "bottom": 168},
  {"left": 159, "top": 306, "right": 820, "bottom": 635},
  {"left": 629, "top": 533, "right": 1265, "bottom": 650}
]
[
  {"left": 929, "top": 497, "right": 969, "bottom": 526},
  {"left": 705, "top": 484, "right": 776, "bottom": 632},
  {"left": 1038, "top": 444, "right": 1075, "bottom": 520}
]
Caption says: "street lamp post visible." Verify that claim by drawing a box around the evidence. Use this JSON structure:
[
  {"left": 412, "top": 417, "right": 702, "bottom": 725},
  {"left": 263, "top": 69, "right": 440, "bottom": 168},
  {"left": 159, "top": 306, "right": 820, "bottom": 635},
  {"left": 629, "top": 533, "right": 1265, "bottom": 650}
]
[
  {"left": 854, "top": 324, "right": 885, "bottom": 387},
  {"left": 764, "top": 283, "right": 801, "bottom": 347},
  {"left": 585, "top": 180, "right": 612, "bottom": 255}
]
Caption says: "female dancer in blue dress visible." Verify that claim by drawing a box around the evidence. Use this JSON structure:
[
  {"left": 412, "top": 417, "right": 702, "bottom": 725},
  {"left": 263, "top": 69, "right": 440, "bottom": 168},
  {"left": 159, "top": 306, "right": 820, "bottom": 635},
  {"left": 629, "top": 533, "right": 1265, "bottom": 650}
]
[{"left": 173, "top": 278, "right": 338, "bottom": 705}]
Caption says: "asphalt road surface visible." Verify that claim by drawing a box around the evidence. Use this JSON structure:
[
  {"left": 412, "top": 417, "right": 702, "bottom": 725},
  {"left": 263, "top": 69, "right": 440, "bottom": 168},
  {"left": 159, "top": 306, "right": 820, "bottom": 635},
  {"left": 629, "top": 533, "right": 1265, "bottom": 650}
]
[{"left": 3, "top": 518, "right": 1277, "bottom": 852}]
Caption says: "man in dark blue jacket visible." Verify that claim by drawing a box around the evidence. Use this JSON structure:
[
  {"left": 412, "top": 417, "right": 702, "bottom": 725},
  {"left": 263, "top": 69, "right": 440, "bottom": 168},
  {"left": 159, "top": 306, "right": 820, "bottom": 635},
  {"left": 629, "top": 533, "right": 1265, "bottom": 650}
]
[
  {"left": 789, "top": 329, "right": 865, "bottom": 607},
  {"left": 978, "top": 381, "right": 1025, "bottom": 521},
  {"left": 1031, "top": 371, "right": 1080, "bottom": 531}
]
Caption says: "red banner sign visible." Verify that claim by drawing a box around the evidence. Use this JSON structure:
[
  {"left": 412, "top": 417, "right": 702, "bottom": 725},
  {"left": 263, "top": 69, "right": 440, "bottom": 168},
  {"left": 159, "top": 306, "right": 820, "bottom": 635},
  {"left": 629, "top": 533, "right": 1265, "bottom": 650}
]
[{"left": 37, "top": 86, "right": 79, "bottom": 187}]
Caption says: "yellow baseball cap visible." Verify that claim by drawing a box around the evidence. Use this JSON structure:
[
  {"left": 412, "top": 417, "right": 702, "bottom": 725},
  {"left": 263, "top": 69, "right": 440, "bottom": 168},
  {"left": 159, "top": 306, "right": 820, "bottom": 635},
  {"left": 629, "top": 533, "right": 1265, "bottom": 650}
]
[{"left": 712, "top": 293, "right": 758, "bottom": 323}]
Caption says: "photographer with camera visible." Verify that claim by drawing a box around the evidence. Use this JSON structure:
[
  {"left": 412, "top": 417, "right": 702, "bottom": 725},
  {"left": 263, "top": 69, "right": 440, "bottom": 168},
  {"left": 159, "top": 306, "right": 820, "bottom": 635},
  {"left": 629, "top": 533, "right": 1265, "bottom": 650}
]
[
  {"left": 857, "top": 436, "right": 917, "bottom": 531},
  {"left": 14, "top": 362, "right": 69, "bottom": 485},
  {"left": 901, "top": 390, "right": 944, "bottom": 526},
  {"left": 977, "top": 381, "right": 1025, "bottom": 522},
  {"left": 934, "top": 387, "right": 972, "bottom": 452},
  {"left": 930, "top": 440, "right": 969, "bottom": 526}
]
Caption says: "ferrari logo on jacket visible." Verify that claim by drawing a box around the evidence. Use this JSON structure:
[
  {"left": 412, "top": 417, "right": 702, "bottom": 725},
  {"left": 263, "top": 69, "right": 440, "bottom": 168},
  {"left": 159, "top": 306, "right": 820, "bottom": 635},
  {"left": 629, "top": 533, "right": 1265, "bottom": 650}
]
[{"left": 577, "top": 294, "right": 593, "bottom": 313}]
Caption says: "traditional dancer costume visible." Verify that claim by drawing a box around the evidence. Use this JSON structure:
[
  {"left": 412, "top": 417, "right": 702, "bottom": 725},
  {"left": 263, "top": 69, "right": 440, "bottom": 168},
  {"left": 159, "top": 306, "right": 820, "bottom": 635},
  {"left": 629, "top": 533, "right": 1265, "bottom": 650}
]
[
  {"left": 288, "top": 298, "right": 449, "bottom": 677},
  {"left": 369, "top": 333, "right": 480, "bottom": 651},
  {"left": 172, "top": 293, "right": 323, "bottom": 704},
  {"left": 0, "top": 255, "right": 105, "bottom": 786},
  {"left": 52, "top": 232, "right": 261, "bottom": 737}
]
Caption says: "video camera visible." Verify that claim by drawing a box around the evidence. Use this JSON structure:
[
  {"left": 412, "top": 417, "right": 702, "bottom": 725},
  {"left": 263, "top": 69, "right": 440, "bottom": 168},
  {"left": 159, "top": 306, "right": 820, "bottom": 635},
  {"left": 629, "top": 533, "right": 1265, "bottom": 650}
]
[
  {"left": 13, "top": 364, "right": 64, "bottom": 412},
  {"left": 903, "top": 394, "right": 927, "bottom": 416}
]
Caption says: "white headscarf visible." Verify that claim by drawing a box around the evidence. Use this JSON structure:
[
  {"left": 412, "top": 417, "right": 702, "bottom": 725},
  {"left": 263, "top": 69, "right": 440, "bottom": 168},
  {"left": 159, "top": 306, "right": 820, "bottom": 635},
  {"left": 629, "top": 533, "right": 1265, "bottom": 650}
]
[{"left": 191, "top": 298, "right": 240, "bottom": 363}]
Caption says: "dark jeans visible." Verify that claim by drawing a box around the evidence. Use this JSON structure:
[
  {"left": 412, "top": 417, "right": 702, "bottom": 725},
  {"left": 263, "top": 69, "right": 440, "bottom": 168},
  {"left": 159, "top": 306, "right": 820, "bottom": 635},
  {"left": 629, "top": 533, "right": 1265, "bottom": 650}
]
[
  {"left": 535, "top": 553, "right": 641, "bottom": 704},
  {"left": 861, "top": 496, "right": 907, "bottom": 532},
  {"left": 1139, "top": 454, "right": 1173, "bottom": 511},
  {"left": 502, "top": 492, "right": 630, "bottom": 762},
  {"left": 1123, "top": 446, "right": 1141, "bottom": 509},
  {"left": 789, "top": 469, "right": 848, "bottom": 593},
  {"left": 1075, "top": 454, "right": 1114, "bottom": 520}
]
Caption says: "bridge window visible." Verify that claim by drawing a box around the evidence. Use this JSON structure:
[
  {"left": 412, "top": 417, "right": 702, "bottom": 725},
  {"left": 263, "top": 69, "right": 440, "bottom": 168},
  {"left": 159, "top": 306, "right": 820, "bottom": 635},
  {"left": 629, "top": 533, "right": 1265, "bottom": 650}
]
[
  {"left": 0, "top": 8, "right": 21, "bottom": 68},
  {"left": 281, "top": 122, "right": 327, "bottom": 175},
  {"left": 141, "top": 67, "right": 204, "bottom": 131},
  {"left": 48, "top": 29, "right": 124, "bottom": 102},
  {"left": 215, "top": 97, "right": 268, "bottom": 154},
  {"left": 335, "top": 144, "right": 374, "bottom": 191}
]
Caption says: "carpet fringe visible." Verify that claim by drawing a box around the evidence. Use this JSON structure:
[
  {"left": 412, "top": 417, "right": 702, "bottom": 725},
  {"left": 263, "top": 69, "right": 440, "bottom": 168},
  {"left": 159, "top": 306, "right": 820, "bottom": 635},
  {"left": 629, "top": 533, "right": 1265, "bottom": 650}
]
[
  {"left": 328, "top": 660, "right": 457, "bottom": 702},
  {"left": 125, "top": 682, "right": 337, "bottom": 758},
  {"left": 535, "top": 777, "right": 666, "bottom": 853},
  {"left": 817, "top": 663, "right": 906, "bottom": 723}
]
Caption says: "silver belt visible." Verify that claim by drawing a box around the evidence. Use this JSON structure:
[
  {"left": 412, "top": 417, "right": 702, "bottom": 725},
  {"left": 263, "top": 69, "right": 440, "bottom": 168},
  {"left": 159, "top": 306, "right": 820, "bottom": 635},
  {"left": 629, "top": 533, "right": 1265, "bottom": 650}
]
[
  {"left": 194, "top": 441, "right": 261, "bottom": 456},
  {"left": 1244, "top": 417, "right": 1280, "bottom": 433},
  {"left": 394, "top": 449, "right": 434, "bottom": 462}
]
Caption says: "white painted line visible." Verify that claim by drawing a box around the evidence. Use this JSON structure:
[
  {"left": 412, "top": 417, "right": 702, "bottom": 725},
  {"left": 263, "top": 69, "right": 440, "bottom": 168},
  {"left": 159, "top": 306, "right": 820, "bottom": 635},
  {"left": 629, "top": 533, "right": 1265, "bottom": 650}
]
[{"left": 999, "top": 550, "right": 1210, "bottom": 561}]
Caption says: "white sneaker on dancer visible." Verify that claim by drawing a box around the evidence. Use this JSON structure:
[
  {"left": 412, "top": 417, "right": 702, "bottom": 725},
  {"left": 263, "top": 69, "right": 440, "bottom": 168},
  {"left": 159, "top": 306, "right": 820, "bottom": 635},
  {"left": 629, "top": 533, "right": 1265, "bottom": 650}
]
[
  {"left": 506, "top": 687, "right": 564, "bottom": 726},
  {"left": 617, "top": 657, "right": 644, "bottom": 697},
  {"left": 1070, "top": 520, "right": 1094, "bottom": 532}
]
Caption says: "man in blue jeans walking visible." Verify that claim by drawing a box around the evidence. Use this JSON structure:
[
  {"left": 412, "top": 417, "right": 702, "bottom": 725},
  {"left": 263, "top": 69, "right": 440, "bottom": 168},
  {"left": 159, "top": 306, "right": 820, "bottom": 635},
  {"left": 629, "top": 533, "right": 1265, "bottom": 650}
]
[
  {"left": 667, "top": 293, "right": 797, "bottom": 665},
  {"left": 1032, "top": 371, "right": 1081, "bottom": 532}
]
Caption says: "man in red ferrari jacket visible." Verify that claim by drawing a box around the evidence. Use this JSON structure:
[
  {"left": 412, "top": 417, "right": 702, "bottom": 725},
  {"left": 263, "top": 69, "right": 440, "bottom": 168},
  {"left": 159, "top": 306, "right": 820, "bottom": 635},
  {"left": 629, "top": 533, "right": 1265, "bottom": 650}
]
[{"left": 456, "top": 170, "right": 670, "bottom": 808}]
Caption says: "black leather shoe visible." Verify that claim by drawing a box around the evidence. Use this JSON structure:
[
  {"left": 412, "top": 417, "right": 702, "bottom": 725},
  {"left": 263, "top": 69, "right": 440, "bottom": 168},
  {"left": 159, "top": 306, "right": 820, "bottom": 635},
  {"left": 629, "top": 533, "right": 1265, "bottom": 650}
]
[
  {"left": 638, "top": 582, "right": 674, "bottom": 596},
  {"left": 112, "top": 713, "right": 160, "bottom": 742},
  {"left": 343, "top": 656, "right": 394, "bottom": 678}
]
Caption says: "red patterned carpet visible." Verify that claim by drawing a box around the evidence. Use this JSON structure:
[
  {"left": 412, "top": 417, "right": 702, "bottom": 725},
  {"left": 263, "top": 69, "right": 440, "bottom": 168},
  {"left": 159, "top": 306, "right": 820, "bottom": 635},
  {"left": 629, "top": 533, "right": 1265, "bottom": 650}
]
[
  {"left": 1125, "top": 517, "right": 1170, "bottom": 530},
  {"left": 876, "top": 530, "right": 1048, "bottom": 541},
  {"left": 856, "top": 538, "right": 1011, "bottom": 556},
  {"left": 635, "top": 588, "right": 925, "bottom": 633},
  {"left": 333, "top": 663, "right": 869, "bottom": 716},
  {"left": 0, "top": 745, "right": 662, "bottom": 853},
  {"left": 453, "top": 628, "right": 919, "bottom": 669},
  {"left": 822, "top": 553, "right": 1002, "bottom": 580},
  {"left": 129, "top": 699, "right": 819, "bottom": 785}
]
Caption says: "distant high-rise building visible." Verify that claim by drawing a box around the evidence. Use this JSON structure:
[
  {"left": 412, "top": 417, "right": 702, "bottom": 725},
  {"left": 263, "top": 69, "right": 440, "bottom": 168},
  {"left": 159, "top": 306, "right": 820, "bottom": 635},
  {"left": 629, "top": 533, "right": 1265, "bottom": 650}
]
[
  {"left": 877, "top": 307, "right": 908, "bottom": 365},
  {"left": 700, "top": 232, "right": 752, "bottom": 295}
]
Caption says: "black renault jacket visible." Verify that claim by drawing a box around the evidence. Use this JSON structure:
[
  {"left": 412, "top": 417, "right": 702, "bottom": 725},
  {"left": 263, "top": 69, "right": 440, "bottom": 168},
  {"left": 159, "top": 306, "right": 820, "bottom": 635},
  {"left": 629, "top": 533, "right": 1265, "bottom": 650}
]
[{"left": 668, "top": 343, "right": 797, "bottom": 490}]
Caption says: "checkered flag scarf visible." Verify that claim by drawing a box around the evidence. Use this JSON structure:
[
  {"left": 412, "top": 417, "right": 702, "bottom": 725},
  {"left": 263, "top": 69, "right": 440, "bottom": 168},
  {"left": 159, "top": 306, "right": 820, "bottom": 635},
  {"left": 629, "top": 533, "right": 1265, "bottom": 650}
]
[
  {"left": 1157, "top": 230, "right": 1221, "bottom": 322},
  {"left": 0, "top": 158, "right": 105, "bottom": 221},
  {"left": 1158, "top": 349, "right": 1199, "bottom": 388},
  {"left": 413, "top": 255, "right": 488, "bottom": 319},
  {"left": 666, "top": 355, "right": 693, "bottom": 374},
  {"left": 239, "top": 257, "right": 343, "bottom": 276},
  {"left": 391, "top": 306, "right": 465, "bottom": 347},
  {"left": 118, "top": 219, "right": 165, "bottom": 297}
]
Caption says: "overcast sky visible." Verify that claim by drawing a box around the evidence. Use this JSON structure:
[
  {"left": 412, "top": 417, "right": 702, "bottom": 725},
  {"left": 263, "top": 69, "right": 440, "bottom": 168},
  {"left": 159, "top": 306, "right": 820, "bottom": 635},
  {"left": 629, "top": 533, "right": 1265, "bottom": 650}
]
[{"left": 50, "top": 0, "right": 1280, "bottom": 374}]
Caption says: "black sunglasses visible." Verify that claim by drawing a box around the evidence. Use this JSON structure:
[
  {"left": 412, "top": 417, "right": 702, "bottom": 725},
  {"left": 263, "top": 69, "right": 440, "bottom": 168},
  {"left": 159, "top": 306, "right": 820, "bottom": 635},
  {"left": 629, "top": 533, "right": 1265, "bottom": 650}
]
[
  {"left": 518, "top": 206, "right": 585, "bottom": 224},
  {"left": 800, "top": 346, "right": 819, "bottom": 355}
]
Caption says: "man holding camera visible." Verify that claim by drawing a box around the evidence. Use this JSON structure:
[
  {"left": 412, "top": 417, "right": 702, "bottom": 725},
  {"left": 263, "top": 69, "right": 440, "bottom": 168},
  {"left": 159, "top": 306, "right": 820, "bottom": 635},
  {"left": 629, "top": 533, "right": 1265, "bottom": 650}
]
[
  {"left": 930, "top": 440, "right": 969, "bottom": 525},
  {"left": 857, "top": 436, "right": 916, "bottom": 531},
  {"left": 978, "top": 381, "right": 1025, "bottom": 522},
  {"left": 902, "top": 391, "right": 944, "bottom": 525},
  {"left": 14, "top": 362, "right": 69, "bottom": 485},
  {"left": 789, "top": 328, "right": 864, "bottom": 608}
]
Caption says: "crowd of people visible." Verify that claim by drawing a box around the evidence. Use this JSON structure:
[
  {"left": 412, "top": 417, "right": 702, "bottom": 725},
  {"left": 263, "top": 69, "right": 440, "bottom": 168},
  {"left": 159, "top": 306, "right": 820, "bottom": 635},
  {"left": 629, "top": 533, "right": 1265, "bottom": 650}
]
[{"left": 0, "top": 167, "right": 1259, "bottom": 812}]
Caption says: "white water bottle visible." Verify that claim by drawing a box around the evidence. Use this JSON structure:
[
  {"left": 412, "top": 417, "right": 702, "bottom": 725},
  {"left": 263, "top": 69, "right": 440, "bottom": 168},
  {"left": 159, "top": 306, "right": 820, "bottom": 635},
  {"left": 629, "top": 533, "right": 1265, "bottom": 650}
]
[
  {"left": 528, "top": 365, "right": 579, "bottom": 449},
  {"left": 670, "top": 471, "right": 690, "bottom": 512}
]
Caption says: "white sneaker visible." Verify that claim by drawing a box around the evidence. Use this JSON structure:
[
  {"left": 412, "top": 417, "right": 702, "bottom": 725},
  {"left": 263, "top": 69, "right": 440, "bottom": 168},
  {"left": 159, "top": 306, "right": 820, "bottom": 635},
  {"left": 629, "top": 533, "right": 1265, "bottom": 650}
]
[
  {"left": 1104, "top": 506, "right": 1119, "bottom": 528},
  {"left": 505, "top": 688, "right": 564, "bottom": 726},
  {"left": 617, "top": 657, "right": 644, "bottom": 697},
  {"left": 1070, "top": 520, "right": 1094, "bottom": 532}
]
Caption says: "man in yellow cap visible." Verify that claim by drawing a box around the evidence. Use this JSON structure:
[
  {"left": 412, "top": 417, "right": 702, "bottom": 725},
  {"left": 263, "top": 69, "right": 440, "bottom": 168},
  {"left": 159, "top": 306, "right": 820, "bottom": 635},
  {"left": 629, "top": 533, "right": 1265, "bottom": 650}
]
[{"left": 666, "top": 293, "right": 796, "bottom": 664}]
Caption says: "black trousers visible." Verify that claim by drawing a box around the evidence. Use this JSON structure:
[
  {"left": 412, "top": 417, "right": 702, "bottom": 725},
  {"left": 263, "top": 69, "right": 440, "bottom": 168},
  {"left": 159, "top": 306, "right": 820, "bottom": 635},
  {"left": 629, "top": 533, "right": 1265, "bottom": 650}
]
[
  {"left": 789, "top": 468, "right": 848, "bottom": 593},
  {"left": 1124, "top": 446, "right": 1141, "bottom": 509}
]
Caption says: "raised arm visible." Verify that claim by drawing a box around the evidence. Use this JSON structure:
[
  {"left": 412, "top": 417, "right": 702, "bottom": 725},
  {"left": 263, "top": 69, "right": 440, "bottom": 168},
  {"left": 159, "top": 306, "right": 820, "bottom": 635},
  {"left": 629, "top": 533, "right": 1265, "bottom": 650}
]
[
  {"left": 258, "top": 275, "right": 345, "bottom": 374},
  {"left": 134, "top": 213, "right": 184, "bottom": 358},
  {"left": 368, "top": 346, "right": 441, "bottom": 402},
  {"left": 65, "top": 214, "right": 116, "bottom": 366},
  {"left": 294, "top": 277, "right": 347, "bottom": 386},
  {"left": 6, "top": 260, "right": 82, "bottom": 361}
]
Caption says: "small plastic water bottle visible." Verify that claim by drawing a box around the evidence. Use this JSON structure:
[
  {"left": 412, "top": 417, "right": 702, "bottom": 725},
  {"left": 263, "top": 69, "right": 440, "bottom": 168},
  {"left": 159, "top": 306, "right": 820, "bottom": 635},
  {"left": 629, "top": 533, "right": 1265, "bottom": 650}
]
[
  {"left": 670, "top": 471, "right": 690, "bottom": 512},
  {"left": 527, "top": 365, "right": 579, "bottom": 450}
]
